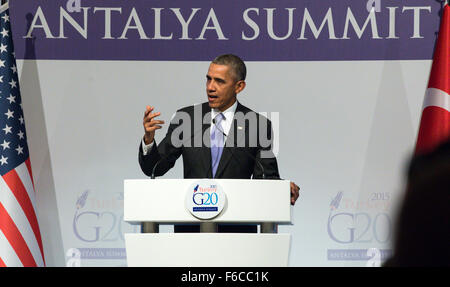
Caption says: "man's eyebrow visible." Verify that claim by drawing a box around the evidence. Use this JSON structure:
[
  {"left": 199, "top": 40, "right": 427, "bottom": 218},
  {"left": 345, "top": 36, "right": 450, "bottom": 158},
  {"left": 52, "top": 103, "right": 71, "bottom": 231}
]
[{"left": 206, "top": 75, "right": 225, "bottom": 82}]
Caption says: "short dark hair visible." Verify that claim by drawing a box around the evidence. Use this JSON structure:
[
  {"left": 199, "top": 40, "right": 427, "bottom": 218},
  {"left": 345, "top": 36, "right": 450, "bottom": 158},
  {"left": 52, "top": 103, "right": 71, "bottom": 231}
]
[{"left": 212, "top": 54, "right": 246, "bottom": 81}]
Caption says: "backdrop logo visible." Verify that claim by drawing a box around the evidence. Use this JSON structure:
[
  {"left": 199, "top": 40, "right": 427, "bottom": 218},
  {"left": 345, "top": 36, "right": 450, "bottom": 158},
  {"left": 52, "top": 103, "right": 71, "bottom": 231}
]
[
  {"left": 185, "top": 180, "right": 226, "bottom": 220},
  {"left": 70, "top": 190, "right": 138, "bottom": 265},
  {"left": 326, "top": 191, "right": 393, "bottom": 264}
]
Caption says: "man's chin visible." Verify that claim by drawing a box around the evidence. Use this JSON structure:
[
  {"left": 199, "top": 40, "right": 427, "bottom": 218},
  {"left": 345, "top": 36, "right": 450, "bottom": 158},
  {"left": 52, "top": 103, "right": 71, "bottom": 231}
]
[{"left": 208, "top": 102, "right": 219, "bottom": 109}]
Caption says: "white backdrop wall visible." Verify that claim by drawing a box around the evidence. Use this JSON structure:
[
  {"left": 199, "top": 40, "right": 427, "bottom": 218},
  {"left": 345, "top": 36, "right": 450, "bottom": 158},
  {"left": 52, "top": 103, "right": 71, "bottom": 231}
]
[{"left": 17, "top": 59, "right": 430, "bottom": 266}]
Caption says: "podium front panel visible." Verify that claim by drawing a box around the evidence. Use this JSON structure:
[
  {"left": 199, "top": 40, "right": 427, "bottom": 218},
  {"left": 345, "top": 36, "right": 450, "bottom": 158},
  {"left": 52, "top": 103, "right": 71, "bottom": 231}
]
[{"left": 124, "top": 179, "right": 291, "bottom": 223}]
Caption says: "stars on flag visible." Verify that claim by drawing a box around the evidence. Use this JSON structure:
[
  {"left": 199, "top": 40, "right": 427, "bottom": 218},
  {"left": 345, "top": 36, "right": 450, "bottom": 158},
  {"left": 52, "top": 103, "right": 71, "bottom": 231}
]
[
  {"left": 3, "top": 124, "right": 12, "bottom": 135},
  {"left": 6, "top": 94, "right": 14, "bottom": 103},
  {"left": 1, "top": 14, "right": 9, "bottom": 23},
  {"left": 0, "top": 5, "right": 29, "bottom": 174},
  {"left": 4, "top": 108, "right": 13, "bottom": 119},
  {"left": 9, "top": 78, "right": 16, "bottom": 88},
  {"left": 1, "top": 139, "right": 9, "bottom": 150},
  {"left": 0, "top": 43, "right": 7, "bottom": 53},
  {"left": 15, "top": 145, "right": 23, "bottom": 155},
  {"left": 0, "top": 155, "right": 7, "bottom": 165},
  {"left": 0, "top": 28, "right": 8, "bottom": 38}
]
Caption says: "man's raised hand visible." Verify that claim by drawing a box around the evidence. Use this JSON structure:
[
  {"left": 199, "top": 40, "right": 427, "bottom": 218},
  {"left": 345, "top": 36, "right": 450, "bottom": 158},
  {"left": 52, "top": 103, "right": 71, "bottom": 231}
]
[{"left": 143, "top": 106, "right": 165, "bottom": 144}]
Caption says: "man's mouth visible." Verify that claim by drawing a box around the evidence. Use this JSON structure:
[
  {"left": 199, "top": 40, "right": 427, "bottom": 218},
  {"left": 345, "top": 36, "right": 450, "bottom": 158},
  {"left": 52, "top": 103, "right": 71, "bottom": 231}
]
[{"left": 208, "top": 95, "right": 218, "bottom": 100}]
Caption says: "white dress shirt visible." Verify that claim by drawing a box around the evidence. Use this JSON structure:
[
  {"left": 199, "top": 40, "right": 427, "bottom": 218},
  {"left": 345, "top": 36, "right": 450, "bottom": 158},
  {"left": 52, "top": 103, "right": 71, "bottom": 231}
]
[{"left": 142, "top": 100, "right": 238, "bottom": 155}]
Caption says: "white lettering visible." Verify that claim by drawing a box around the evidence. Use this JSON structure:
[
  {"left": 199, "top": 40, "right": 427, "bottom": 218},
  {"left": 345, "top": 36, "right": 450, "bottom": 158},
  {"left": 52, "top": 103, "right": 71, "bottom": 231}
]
[
  {"left": 93, "top": 7, "right": 122, "bottom": 39},
  {"left": 242, "top": 8, "right": 260, "bottom": 40},
  {"left": 197, "top": 9, "right": 228, "bottom": 40},
  {"left": 343, "top": 8, "right": 381, "bottom": 39},
  {"left": 59, "top": 7, "right": 90, "bottom": 39},
  {"left": 153, "top": 8, "right": 173, "bottom": 40},
  {"left": 265, "top": 8, "right": 296, "bottom": 40},
  {"left": 119, "top": 8, "right": 150, "bottom": 39},
  {"left": 299, "top": 8, "right": 338, "bottom": 40},
  {"left": 171, "top": 8, "right": 200, "bottom": 40},
  {"left": 24, "top": 6, "right": 55, "bottom": 39},
  {"left": 402, "top": 6, "right": 431, "bottom": 39},
  {"left": 386, "top": 7, "right": 399, "bottom": 39}
]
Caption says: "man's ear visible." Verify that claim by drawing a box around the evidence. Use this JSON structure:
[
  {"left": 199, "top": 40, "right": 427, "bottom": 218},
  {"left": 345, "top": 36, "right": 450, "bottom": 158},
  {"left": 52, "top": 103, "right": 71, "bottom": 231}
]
[{"left": 235, "top": 80, "right": 246, "bottom": 94}]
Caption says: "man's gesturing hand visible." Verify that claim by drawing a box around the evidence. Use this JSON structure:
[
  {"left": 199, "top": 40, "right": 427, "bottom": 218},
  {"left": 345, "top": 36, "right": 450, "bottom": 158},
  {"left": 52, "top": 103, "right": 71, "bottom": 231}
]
[
  {"left": 143, "top": 106, "right": 165, "bottom": 145},
  {"left": 290, "top": 182, "right": 300, "bottom": 205}
]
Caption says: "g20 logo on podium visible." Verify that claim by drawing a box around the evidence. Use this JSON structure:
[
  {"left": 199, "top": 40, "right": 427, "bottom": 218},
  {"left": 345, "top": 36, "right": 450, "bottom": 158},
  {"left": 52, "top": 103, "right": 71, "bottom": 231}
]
[{"left": 185, "top": 180, "right": 226, "bottom": 219}]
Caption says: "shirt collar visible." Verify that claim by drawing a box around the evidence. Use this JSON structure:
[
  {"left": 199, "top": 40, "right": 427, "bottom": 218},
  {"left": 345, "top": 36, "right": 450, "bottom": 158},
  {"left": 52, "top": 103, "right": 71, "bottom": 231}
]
[{"left": 211, "top": 100, "right": 238, "bottom": 121}]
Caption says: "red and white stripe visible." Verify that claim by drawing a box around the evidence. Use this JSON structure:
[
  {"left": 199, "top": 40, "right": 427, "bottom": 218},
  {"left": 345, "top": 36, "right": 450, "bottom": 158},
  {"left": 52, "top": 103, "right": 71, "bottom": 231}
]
[
  {"left": 415, "top": 4, "right": 450, "bottom": 154},
  {"left": 0, "top": 159, "right": 45, "bottom": 267}
]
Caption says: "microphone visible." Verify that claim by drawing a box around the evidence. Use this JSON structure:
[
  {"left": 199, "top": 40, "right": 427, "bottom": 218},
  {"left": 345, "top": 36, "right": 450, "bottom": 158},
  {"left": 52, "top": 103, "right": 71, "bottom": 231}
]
[
  {"left": 252, "top": 152, "right": 266, "bottom": 179},
  {"left": 151, "top": 155, "right": 166, "bottom": 179}
]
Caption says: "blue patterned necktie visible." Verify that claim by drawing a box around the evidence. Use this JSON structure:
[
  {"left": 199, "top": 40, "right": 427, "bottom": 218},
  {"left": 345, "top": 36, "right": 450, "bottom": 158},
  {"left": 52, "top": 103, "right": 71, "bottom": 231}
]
[{"left": 211, "top": 113, "right": 225, "bottom": 177}]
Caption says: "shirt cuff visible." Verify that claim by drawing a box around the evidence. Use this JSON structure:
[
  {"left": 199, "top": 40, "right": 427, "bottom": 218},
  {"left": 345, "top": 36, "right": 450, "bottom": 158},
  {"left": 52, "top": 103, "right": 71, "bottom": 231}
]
[{"left": 141, "top": 138, "right": 154, "bottom": 155}]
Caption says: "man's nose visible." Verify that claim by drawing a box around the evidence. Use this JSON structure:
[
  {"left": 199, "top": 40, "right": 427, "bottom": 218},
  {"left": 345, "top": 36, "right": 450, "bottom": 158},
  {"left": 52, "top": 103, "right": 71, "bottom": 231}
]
[{"left": 207, "top": 81, "right": 215, "bottom": 91}]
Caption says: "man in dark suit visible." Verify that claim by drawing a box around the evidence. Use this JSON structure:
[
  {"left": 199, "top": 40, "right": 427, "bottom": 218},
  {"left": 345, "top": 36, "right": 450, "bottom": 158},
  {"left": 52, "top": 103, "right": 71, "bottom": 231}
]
[{"left": 139, "top": 54, "right": 300, "bottom": 232}]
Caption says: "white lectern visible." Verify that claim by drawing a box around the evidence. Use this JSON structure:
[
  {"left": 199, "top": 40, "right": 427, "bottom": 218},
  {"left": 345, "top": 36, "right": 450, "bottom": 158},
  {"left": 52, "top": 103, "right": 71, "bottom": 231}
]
[{"left": 124, "top": 179, "right": 292, "bottom": 267}]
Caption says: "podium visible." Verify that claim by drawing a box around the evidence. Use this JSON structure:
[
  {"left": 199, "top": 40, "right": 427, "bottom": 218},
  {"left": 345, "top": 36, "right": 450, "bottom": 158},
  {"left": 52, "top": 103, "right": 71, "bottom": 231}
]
[{"left": 124, "top": 179, "right": 292, "bottom": 267}]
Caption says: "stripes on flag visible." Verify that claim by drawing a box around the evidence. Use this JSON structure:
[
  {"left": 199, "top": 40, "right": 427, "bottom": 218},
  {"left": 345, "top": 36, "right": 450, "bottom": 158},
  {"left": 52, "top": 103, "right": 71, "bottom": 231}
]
[
  {"left": 0, "top": 202, "right": 37, "bottom": 266},
  {"left": 0, "top": 229, "right": 23, "bottom": 267},
  {"left": 0, "top": 256, "right": 7, "bottom": 267},
  {"left": 3, "top": 166, "right": 45, "bottom": 263},
  {"left": 0, "top": 166, "right": 44, "bottom": 266},
  {"left": 24, "top": 158, "right": 35, "bottom": 190}
]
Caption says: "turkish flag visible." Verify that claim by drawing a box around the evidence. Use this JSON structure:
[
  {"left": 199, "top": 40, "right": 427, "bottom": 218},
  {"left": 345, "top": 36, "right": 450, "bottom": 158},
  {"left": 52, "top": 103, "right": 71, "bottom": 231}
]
[{"left": 415, "top": 4, "right": 450, "bottom": 154}]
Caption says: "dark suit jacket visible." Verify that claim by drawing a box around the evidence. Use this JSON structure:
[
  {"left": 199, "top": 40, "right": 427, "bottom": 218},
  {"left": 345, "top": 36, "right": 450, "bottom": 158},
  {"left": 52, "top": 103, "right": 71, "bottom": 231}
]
[
  {"left": 138, "top": 102, "right": 281, "bottom": 233},
  {"left": 139, "top": 102, "right": 280, "bottom": 180}
]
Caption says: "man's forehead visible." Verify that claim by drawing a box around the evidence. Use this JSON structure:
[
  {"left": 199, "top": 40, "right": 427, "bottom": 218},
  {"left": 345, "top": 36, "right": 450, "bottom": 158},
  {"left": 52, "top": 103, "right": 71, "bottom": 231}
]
[{"left": 207, "top": 63, "right": 233, "bottom": 78}]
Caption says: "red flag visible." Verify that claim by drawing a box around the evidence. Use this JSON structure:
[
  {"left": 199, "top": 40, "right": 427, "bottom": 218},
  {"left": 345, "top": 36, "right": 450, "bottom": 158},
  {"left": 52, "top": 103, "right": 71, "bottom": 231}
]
[
  {"left": 0, "top": 3, "right": 45, "bottom": 267},
  {"left": 415, "top": 4, "right": 450, "bottom": 154}
]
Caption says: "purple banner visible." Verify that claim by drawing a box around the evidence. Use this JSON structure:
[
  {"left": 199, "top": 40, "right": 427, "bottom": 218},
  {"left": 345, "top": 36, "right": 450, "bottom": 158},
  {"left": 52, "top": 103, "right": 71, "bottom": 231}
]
[{"left": 9, "top": 0, "right": 442, "bottom": 61}]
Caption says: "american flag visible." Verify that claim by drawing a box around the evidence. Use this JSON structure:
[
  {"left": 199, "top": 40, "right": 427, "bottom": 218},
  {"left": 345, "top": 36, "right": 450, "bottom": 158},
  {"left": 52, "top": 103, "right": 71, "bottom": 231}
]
[{"left": 0, "top": 2, "right": 45, "bottom": 267}]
